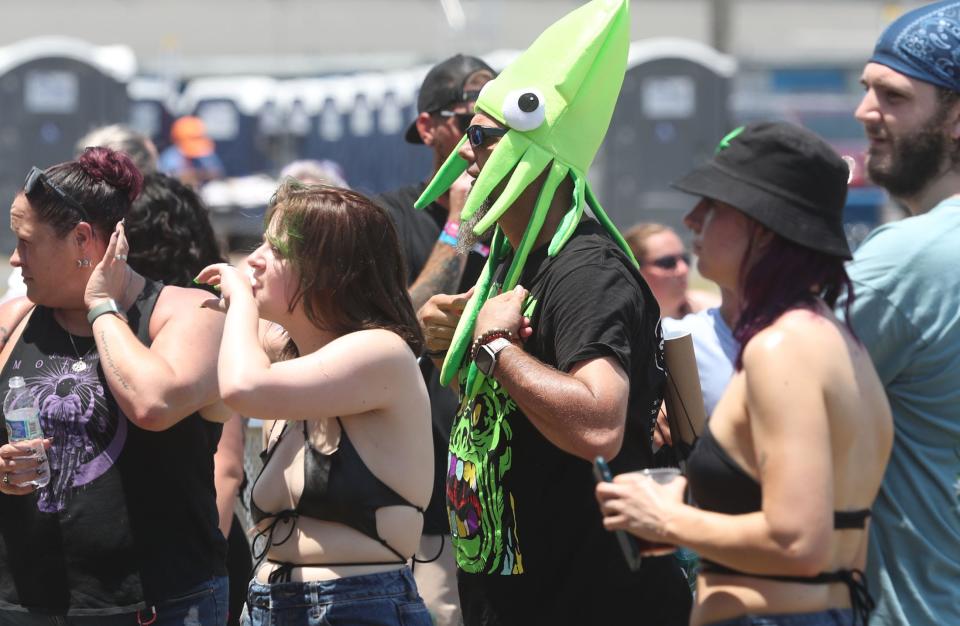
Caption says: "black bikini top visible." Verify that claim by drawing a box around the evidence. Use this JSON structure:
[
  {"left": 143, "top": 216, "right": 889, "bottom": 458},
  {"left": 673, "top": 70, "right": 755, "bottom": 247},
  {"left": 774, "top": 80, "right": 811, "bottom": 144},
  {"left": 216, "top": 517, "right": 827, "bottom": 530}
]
[
  {"left": 687, "top": 423, "right": 871, "bottom": 528},
  {"left": 686, "top": 423, "right": 874, "bottom": 625},
  {"left": 250, "top": 419, "right": 424, "bottom": 581}
]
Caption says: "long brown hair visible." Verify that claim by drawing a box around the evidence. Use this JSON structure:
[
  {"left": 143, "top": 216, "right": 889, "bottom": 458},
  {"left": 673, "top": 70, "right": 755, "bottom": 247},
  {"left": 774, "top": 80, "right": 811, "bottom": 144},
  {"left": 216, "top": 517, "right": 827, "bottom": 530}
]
[{"left": 265, "top": 179, "right": 423, "bottom": 355}]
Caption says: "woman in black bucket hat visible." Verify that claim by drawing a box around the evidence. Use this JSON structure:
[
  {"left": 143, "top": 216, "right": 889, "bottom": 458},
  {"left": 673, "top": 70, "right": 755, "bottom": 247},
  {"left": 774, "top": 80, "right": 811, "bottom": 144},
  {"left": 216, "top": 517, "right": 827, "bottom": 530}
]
[{"left": 597, "top": 122, "right": 894, "bottom": 626}]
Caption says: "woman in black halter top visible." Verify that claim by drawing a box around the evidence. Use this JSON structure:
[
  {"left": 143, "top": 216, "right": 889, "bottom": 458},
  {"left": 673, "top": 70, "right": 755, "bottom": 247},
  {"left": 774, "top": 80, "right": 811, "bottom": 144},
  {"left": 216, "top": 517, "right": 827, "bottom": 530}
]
[
  {"left": 198, "top": 180, "right": 433, "bottom": 625},
  {"left": 596, "top": 123, "right": 894, "bottom": 626}
]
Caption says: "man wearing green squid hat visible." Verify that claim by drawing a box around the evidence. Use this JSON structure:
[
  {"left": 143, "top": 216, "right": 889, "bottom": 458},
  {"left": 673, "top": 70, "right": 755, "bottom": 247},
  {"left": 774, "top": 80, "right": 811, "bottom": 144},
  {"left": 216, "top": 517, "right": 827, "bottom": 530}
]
[{"left": 417, "top": 1, "right": 692, "bottom": 623}]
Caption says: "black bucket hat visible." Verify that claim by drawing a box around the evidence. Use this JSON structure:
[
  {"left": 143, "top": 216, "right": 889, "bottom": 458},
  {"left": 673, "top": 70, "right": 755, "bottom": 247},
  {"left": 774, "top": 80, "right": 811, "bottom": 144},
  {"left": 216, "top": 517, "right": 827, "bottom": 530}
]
[{"left": 672, "top": 121, "right": 852, "bottom": 259}]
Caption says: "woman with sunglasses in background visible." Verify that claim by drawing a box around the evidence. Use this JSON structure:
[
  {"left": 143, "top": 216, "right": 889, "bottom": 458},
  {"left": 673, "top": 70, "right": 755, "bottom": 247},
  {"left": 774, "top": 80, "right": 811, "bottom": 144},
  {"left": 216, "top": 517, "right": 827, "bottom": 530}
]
[
  {"left": 625, "top": 222, "right": 718, "bottom": 320},
  {"left": 0, "top": 148, "right": 230, "bottom": 625},
  {"left": 597, "top": 123, "right": 893, "bottom": 626},
  {"left": 198, "top": 180, "right": 433, "bottom": 625}
]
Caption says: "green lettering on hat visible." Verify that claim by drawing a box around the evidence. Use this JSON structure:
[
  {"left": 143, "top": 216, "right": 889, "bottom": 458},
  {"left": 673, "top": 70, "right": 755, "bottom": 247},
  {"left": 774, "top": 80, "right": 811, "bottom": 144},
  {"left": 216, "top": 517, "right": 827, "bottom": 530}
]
[{"left": 716, "top": 126, "right": 746, "bottom": 153}]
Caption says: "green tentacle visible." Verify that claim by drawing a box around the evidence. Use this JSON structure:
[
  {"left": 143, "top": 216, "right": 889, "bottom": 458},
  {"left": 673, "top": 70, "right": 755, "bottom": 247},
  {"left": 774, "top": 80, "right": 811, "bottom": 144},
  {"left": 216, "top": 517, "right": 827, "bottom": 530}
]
[
  {"left": 462, "top": 159, "right": 570, "bottom": 400},
  {"left": 503, "top": 159, "right": 568, "bottom": 290},
  {"left": 461, "top": 132, "right": 532, "bottom": 222},
  {"left": 585, "top": 182, "right": 638, "bottom": 267},
  {"left": 439, "top": 229, "right": 509, "bottom": 386},
  {"left": 548, "top": 171, "right": 585, "bottom": 256},
  {"left": 414, "top": 135, "right": 469, "bottom": 210},
  {"left": 472, "top": 143, "right": 553, "bottom": 236}
]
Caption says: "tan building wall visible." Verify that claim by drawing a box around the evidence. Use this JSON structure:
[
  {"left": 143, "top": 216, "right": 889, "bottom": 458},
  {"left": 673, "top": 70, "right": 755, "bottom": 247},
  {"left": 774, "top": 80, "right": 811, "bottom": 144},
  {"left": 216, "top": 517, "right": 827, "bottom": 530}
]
[{"left": 0, "top": 1, "right": 926, "bottom": 76}]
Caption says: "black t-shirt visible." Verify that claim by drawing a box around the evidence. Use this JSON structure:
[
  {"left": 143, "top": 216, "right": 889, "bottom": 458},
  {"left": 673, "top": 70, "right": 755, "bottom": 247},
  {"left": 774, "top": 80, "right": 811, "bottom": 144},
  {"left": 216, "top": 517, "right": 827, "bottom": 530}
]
[
  {"left": 0, "top": 281, "right": 226, "bottom": 616},
  {"left": 375, "top": 182, "right": 486, "bottom": 534},
  {"left": 448, "top": 220, "right": 691, "bottom": 626}
]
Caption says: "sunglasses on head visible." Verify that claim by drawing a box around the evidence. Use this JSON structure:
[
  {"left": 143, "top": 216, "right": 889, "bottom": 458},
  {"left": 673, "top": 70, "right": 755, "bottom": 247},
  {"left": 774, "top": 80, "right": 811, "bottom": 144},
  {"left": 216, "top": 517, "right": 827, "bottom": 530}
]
[
  {"left": 465, "top": 124, "right": 509, "bottom": 148},
  {"left": 23, "top": 167, "right": 91, "bottom": 223},
  {"left": 435, "top": 110, "right": 474, "bottom": 133},
  {"left": 646, "top": 253, "right": 690, "bottom": 270}
]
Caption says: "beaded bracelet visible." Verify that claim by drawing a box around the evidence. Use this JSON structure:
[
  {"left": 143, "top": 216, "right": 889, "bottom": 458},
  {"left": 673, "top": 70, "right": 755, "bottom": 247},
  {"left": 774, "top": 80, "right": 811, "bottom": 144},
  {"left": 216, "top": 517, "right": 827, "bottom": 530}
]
[{"left": 470, "top": 328, "right": 515, "bottom": 362}]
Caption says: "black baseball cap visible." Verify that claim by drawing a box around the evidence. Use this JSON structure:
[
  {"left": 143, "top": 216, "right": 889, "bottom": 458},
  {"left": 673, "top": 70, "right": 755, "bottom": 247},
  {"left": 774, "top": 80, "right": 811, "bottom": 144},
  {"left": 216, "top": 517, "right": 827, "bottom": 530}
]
[
  {"left": 672, "top": 122, "right": 852, "bottom": 259},
  {"left": 405, "top": 54, "right": 496, "bottom": 144}
]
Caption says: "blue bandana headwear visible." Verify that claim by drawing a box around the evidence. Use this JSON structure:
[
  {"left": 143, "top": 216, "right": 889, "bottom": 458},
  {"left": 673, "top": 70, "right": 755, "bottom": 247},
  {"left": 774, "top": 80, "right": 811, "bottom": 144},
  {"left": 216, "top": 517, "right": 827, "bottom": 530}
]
[{"left": 870, "top": 0, "right": 960, "bottom": 92}]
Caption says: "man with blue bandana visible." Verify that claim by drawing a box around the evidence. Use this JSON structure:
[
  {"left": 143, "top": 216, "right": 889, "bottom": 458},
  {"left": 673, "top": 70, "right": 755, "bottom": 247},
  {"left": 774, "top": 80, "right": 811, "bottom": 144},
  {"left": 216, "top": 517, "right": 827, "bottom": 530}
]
[{"left": 848, "top": 2, "right": 960, "bottom": 624}]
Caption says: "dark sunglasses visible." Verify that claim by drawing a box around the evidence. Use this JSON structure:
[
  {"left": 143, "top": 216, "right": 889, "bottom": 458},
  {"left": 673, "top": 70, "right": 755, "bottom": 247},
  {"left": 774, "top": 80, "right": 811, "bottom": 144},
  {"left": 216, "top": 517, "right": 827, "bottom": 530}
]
[
  {"left": 435, "top": 110, "right": 474, "bottom": 133},
  {"left": 466, "top": 124, "right": 509, "bottom": 148},
  {"left": 23, "top": 167, "right": 91, "bottom": 223},
  {"left": 646, "top": 253, "right": 690, "bottom": 270}
]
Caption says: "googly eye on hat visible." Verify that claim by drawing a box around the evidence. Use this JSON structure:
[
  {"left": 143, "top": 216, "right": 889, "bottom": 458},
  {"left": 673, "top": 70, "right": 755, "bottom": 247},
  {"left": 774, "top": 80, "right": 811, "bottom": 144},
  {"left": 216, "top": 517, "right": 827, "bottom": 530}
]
[{"left": 502, "top": 88, "right": 546, "bottom": 131}]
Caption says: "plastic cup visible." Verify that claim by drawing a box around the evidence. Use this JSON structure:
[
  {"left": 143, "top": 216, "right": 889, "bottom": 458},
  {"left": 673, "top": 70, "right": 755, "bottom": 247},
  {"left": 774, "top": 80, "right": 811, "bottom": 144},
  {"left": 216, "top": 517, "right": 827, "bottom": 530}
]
[{"left": 631, "top": 467, "right": 682, "bottom": 556}]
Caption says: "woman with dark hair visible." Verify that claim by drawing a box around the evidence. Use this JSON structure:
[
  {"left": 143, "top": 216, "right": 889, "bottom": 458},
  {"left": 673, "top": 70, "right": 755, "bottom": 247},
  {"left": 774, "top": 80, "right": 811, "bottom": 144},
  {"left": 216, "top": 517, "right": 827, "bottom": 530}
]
[
  {"left": 198, "top": 179, "right": 432, "bottom": 625},
  {"left": 0, "top": 148, "right": 229, "bottom": 624},
  {"left": 125, "top": 173, "right": 253, "bottom": 626},
  {"left": 126, "top": 173, "right": 225, "bottom": 286},
  {"left": 596, "top": 123, "right": 893, "bottom": 626}
]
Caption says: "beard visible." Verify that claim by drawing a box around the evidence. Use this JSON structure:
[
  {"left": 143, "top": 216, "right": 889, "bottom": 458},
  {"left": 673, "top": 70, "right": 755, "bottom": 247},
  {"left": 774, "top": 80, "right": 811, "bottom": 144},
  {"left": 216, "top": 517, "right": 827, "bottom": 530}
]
[
  {"left": 456, "top": 195, "right": 493, "bottom": 256},
  {"left": 867, "top": 107, "right": 959, "bottom": 199}
]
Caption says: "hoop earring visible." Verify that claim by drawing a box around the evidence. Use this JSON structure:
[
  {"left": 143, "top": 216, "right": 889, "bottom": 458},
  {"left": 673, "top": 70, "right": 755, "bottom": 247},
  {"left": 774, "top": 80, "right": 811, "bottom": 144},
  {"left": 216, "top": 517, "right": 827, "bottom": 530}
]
[{"left": 76, "top": 259, "right": 91, "bottom": 268}]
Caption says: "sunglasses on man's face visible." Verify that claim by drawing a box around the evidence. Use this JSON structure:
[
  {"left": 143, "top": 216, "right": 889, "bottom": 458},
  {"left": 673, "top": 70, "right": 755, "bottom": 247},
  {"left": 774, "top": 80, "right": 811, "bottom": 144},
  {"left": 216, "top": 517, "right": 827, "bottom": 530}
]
[
  {"left": 646, "top": 253, "right": 690, "bottom": 270},
  {"left": 465, "top": 124, "right": 509, "bottom": 148},
  {"left": 23, "top": 167, "right": 91, "bottom": 223},
  {"left": 435, "top": 110, "right": 474, "bottom": 133}
]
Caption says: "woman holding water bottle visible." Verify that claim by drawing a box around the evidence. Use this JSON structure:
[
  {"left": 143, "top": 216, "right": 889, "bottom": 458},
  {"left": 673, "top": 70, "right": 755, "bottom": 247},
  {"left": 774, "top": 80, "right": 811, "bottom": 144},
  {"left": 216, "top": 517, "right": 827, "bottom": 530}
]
[
  {"left": 0, "top": 147, "right": 230, "bottom": 625},
  {"left": 596, "top": 123, "right": 893, "bottom": 626}
]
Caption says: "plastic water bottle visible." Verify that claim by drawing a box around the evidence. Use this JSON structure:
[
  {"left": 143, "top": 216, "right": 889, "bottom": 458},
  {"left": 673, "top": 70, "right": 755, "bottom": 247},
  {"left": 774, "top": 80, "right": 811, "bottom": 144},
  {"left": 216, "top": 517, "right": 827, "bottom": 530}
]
[{"left": 3, "top": 376, "right": 49, "bottom": 488}]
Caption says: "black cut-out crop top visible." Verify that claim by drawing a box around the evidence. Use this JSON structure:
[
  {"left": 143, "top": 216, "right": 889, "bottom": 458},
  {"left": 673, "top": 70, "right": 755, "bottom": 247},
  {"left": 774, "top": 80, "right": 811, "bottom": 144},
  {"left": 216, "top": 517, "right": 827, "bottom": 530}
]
[
  {"left": 685, "top": 423, "right": 875, "bottom": 625},
  {"left": 250, "top": 419, "right": 424, "bottom": 582}
]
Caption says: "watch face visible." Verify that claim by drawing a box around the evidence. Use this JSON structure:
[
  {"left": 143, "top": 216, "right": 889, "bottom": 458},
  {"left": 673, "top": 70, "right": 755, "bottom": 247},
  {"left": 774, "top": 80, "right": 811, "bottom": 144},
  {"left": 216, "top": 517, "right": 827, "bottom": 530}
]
[{"left": 475, "top": 345, "right": 496, "bottom": 377}]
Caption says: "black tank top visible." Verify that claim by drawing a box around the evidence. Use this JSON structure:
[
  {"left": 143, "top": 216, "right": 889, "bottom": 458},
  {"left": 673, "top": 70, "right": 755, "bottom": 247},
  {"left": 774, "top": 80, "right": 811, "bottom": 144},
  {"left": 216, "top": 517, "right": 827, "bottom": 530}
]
[
  {"left": 0, "top": 280, "right": 226, "bottom": 615},
  {"left": 686, "top": 423, "right": 874, "bottom": 624},
  {"left": 250, "top": 418, "right": 423, "bottom": 582}
]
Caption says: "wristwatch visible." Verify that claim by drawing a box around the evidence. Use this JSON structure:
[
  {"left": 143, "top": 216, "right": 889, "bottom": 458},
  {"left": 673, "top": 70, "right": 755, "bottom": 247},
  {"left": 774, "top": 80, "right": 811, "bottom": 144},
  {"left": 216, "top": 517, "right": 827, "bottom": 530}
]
[{"left": 474, "top": 337, "right": 513, "bottom": 377}]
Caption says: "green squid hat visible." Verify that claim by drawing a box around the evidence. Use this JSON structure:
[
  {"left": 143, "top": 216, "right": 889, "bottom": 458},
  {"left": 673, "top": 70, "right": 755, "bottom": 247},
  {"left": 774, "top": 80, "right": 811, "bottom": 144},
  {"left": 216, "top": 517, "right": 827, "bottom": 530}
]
[{"left": 416, "top": 0, "right": 637, "bottom": 390}]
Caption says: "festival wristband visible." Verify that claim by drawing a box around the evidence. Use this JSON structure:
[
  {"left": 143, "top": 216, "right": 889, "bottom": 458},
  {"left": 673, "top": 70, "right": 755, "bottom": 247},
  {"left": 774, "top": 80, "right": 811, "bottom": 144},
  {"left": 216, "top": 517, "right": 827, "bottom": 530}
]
[
  {"left": 443, "top": 221, "right": 460, "bottom": 237},
  {"left": 439, "top": 231, "right": 458, "bottom": 248}
]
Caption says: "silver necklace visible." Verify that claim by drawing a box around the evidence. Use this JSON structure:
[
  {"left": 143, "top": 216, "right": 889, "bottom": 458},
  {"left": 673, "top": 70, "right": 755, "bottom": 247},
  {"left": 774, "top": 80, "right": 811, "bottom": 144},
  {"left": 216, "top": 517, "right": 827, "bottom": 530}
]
[{"left": 66, "top": 331, "right": 95, "bottom": 373}]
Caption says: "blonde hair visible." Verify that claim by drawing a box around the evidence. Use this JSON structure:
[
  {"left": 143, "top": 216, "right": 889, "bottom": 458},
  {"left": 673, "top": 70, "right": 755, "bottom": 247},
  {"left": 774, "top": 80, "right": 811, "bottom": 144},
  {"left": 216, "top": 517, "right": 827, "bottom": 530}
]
[{"left": 624, "top": 222, "right": 672, "bottom": 263}]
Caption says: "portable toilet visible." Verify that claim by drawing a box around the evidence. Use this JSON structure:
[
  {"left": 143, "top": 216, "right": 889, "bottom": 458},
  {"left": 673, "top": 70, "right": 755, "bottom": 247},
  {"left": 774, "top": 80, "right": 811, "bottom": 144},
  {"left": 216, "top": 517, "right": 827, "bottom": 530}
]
[
  {"left": 127, "top": 76, "right": 178, "bottom": 153},
  {"left": 592, "top": 39, "right": 736, "bottom": 233},
  {"left": 177, "top": 76, "right": 280, "bottom": 177},
  {"left": 0, "top": 37, "right": 135, "bottom": 253}
]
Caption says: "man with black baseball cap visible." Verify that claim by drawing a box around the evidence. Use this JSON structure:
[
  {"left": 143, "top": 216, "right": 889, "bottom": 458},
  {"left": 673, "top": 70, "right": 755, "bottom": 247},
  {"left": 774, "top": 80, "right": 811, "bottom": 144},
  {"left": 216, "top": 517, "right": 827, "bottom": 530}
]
[
  {"left": 375, "top": 54, "right": 495, "bottom": 626},
  {"left": 379, "top": 54, "right": 496, "bottom": 312},
  {"left": 844, "top": 2, "right": 960, "bottom": 624}
]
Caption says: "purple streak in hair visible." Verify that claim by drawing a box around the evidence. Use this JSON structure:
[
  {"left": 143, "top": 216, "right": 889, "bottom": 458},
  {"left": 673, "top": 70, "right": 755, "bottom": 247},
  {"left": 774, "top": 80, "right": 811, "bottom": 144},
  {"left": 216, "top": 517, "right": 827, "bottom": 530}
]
[{"left": 733, "top": 230, "right": 857, "bottom": 369}]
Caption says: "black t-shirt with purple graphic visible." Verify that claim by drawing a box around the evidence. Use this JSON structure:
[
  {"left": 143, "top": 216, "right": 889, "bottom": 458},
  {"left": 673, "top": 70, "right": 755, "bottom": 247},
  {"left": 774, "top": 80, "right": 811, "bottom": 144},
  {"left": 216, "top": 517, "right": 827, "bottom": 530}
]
[{"left": 0, "top": 281, "right": 226, "bottom": 616}]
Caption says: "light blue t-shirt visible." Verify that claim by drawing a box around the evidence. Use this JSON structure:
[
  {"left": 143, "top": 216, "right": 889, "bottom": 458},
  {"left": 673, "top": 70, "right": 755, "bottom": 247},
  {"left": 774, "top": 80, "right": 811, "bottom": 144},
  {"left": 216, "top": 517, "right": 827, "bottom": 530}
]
[
  {"left": 840, "top": 197, "right": 960, "bottom": 626},
  {"left": 662, "top": 307, "right": 739, "bottom": 417}
]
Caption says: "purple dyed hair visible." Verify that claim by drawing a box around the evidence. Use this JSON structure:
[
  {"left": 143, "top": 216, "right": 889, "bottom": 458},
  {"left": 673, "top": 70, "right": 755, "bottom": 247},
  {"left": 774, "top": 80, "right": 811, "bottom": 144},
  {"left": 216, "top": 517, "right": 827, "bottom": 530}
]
[{"left": 732, "top": 223, "right": 857, "bottom": 369}]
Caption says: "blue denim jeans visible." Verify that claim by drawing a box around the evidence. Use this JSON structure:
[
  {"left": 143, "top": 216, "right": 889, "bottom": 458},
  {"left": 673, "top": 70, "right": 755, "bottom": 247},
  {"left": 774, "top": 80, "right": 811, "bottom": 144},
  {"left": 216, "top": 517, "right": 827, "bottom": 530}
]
[
  {"left": 0, "top": 576, "right": 229, "bottom": 626},
  {"left": 240, "top": 567, "right": 431, "bottom": 626},
  {"left": 706, "top": 608, "right": 855, "bottom": 626}
]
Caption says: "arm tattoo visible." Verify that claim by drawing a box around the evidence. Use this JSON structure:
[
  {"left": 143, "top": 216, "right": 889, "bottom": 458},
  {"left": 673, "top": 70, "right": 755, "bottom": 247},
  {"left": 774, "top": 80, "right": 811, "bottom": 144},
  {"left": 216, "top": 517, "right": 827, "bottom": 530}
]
[
  {"left": 409, "top": 245, "right": 467, "bottom": 310},
  {"left": 0, "top": 326, "right": 8, "bottom": 348},
  {"left": 99, "top": 331, "right": 131, "bottom": 391}
]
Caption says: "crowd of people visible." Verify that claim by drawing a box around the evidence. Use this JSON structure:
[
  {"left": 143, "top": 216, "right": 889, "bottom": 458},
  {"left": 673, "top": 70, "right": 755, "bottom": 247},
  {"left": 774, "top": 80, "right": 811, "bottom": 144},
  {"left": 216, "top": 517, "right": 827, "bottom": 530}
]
[{"left": 0, "top": 0, "right": 957, "bottom": 625}]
